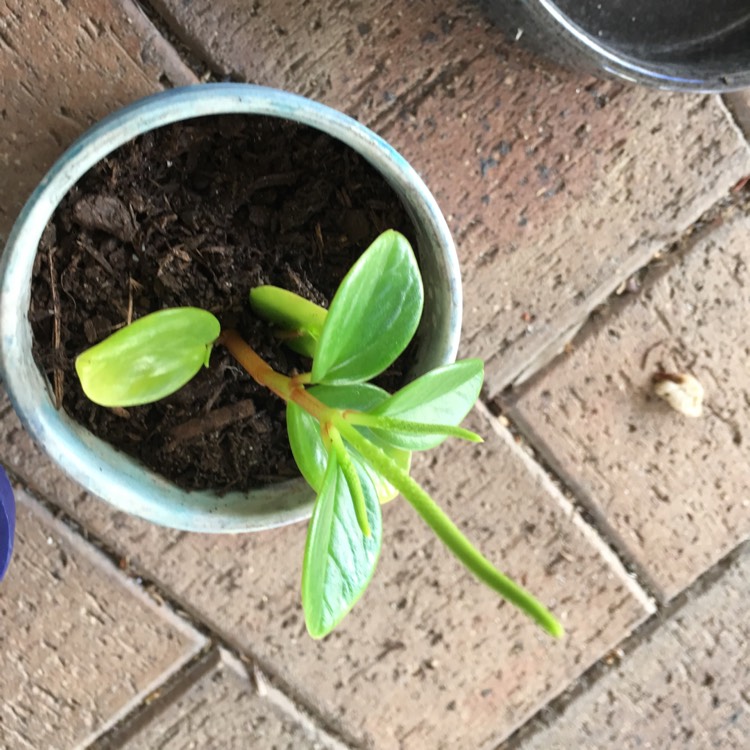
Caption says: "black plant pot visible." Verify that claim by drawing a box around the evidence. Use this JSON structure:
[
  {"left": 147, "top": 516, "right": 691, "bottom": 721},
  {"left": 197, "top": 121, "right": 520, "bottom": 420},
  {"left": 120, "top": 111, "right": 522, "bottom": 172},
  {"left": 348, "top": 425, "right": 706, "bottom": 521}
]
[{"left": 481, "top": 0, "right": 750, "bottom": 92}]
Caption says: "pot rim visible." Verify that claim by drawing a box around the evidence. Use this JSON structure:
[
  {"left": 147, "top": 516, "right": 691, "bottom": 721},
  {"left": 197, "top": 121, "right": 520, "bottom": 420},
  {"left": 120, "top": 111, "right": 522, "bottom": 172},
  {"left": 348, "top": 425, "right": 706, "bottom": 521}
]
[{"left": 0, "top": 84, "right": 461, "bottom": 533}]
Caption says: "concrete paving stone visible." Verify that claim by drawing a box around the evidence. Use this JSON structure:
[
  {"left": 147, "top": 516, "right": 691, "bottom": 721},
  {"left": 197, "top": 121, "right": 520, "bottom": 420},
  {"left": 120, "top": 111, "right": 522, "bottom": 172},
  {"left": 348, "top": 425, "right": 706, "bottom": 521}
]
[
  {"left": 0, "top": 487, "right": 205, "bottom": 750},
  {"left": 0, "top": 399, "right": 653, "bottom": 749},
  {"left": 152, "top": 0, "right": 750, "bottom": 394},
  {"left": 507, "top": 210, "right": 750, "bottom": 602},
  {"left": 115, "top": 650, "right": 338, "bottom": 750},
  {"left": 723, "top": 91, "right": 750, "bottom": 140},
  {"left": 515, "top": 544, "right": 750, "bottom": 750},
  {"left": 0, "top": 0, "right": 195, "bottom": 240}
]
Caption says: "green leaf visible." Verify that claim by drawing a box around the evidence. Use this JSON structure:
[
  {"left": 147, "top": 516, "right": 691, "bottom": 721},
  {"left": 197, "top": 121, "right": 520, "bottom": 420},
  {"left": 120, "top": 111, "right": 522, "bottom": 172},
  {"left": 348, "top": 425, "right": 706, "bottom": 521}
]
[
  {"left": 302, "top": 449, "right": 382, "bottom": 638},
  {"left": 287, "top": 383, "right": 409, "bottom": 503},
  {"left": 330, "top": 427, "right": 370, "bottom": 536},
  {"left": 368, "top": 359, "right": 484, "bottom": 450},
  {"left": 361, "top": 416, "right": 483, "bottom": 451},
  {"left": 249, "top": 286, "right": 327, "bottom": 358},
  {"left": 311, "top": 230, "right": 423, "bottom": 384},
  {"left": 75, "top": 308, "right": 220, "bottom": 407},
  {"left": 287, "top": 401, "right": 329, "bottom": 491}
]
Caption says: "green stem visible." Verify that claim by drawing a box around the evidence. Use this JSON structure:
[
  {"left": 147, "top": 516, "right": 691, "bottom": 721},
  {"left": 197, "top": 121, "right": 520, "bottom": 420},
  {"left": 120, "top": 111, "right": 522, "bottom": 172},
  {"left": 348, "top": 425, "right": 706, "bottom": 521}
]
[
  {"left": 330, "top": 427, "right": 370, "bottom": 537},
  {"left": 335, "top": 418, "right": 564, "bottom": 638},
  {"left": 346, "top": 413, "right": 483, "bottom": 443}
]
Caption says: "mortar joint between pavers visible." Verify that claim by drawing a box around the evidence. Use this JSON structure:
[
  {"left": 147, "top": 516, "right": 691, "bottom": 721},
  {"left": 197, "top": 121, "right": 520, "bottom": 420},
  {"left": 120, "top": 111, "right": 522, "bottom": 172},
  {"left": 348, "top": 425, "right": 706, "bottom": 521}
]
[
  {"left": 89, "top": 646, "right": 221, "bottom": 749},
  {"left": 479, "top": 395, "right": 663, "bottom": 605},
  {"left": 6, "top": 470, "right": 364, "bottom": 750},
  {"left": 127, "top": 0, "right": 225, "bottom": 82},
  {"left": 495, "top": 537, "right": 750, "bottom": 750},
  {"left": 719, "top": 92, "right": 750, "bottom": 149},
  {"left": 496, "top": 185, "right": 750, "bottom": 395}
]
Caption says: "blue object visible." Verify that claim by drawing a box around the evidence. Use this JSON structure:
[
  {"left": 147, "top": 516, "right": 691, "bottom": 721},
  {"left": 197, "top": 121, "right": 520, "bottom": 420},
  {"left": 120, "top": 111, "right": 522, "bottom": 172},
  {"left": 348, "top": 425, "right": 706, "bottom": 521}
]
[{"left": 0, "top": 466, "right": 14, "bottom": 580}]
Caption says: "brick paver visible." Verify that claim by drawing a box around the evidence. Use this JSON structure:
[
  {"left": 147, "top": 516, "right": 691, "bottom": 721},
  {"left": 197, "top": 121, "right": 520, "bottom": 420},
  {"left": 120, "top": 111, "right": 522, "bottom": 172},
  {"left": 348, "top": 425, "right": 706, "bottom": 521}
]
[
  {"left": 153, "top": 0, "right": 750, "bottom": 394},
  {"left": 396, "top": 86, "right": 750, "bottom": 394},
  {"left": 150, "top": 0, "right": 503, "bottom": 123},
  {"left": 0, "top": 0, "right": 195, "bottom": 239},
  {"left": 115, "top": 650, "right": 338, "bottom": 750},
  {"left": 0, "top": 402, "right": 653, "bottom": 749},
  {"left": 0, "top": 488, "right": 205, "bottom": 749},
  {"left": 507, "top": 210, "right": 750, "bottom": 602},
  {"left": 515, "top": 544, "right": 750, "bottom": 750}
]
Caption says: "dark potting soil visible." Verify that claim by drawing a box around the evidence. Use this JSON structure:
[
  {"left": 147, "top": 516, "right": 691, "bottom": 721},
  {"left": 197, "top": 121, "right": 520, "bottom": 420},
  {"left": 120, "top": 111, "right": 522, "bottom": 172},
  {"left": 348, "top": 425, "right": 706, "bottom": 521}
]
[{"left": 29, "top": 115, "right": 417, "bottom": 493}]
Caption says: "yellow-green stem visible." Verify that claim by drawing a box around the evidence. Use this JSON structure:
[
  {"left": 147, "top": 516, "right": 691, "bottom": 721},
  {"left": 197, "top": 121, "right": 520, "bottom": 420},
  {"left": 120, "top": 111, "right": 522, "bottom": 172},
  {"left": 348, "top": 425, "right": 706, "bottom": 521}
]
[
  {"left": 219, "top": 329, "right": 563, "bottom": 638},
  {"left": 345, "top": 412, "right": 483, "bottom": 443},
  {"left": 335, "top": 417, "right": 564, "bottom": 638},
  {"left": 330, "top": 427, "right": 370, "bottom": 537}
]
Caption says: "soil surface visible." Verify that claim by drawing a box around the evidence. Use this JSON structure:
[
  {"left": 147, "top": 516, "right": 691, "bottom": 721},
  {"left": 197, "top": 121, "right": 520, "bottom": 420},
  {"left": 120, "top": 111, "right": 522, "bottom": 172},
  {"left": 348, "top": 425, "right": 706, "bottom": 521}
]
[{"left": 30, "top": 115, "right": 416, "bottom": 492}]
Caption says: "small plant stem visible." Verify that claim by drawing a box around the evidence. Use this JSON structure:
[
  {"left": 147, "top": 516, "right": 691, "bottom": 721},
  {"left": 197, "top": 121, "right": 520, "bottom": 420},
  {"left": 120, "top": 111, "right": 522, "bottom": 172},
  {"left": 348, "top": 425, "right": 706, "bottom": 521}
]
[
  {"left": 335, "top": 419, "right": 564, "bottom": 638},
  {"left": 219, "top": 329, "right": 561, "bottom": 637},
  {"left": 219, "top": 330, "right": 332, "bottom": 423},
  {"left": 345, "top": 413, "right": 482, "bottom": 443},
  {"left": 329, "top": 427, "right": 370, "bottom": 537}
]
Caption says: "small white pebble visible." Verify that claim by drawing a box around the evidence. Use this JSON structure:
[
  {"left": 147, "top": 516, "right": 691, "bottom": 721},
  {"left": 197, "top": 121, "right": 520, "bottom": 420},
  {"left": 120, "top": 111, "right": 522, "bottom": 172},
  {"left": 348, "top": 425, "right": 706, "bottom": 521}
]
[{"left": 652, "top": 372, "right": 704, "bottom": 417}]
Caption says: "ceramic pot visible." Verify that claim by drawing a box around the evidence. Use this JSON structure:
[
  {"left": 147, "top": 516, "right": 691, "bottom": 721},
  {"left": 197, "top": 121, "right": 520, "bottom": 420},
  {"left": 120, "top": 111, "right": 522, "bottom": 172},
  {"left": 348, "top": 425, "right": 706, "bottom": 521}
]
[
  {"left": 0, "top": 84, "right": 461, "bottom": 532},
  {"left": 483, "top": 0, "right": 750, "bottom": 92}
]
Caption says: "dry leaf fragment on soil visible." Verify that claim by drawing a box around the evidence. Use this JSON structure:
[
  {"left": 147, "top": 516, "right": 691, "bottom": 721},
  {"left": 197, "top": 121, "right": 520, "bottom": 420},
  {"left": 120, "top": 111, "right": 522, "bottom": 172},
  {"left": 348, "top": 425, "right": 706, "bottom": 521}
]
[{"left": 652, "top": 372, "right": 704, "bottom": 417}]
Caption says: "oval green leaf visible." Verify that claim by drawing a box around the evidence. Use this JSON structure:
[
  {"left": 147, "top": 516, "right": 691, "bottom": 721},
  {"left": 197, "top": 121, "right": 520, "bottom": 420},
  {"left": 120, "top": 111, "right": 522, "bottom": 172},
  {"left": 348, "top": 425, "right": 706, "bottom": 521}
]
[
  {"left": 75, "top": 308, "right": 220, "bottom": 407},
  {"left": 287, "top": 401, "right": 329, "bottom": 491},
  {"left": 369, "top": 358, "right": 484, "bottom": 450},
  {"left": 287, "top": 383, "right": 409, "bottom": 502},
  {"left": 311, "top": 230, "right": 423, "bottom": 384},
  {"left": 249, "top": 286, "right": 327, "bottom": 358},
  {"left": 302, "top": 449, "right": 382, "bottom": 638}
]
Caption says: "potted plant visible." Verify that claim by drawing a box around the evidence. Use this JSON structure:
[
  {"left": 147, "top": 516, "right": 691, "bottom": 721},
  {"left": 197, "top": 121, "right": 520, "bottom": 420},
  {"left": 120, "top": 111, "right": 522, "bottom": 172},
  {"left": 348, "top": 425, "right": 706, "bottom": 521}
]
[
  {"left": 0, "top": 85, "right": 562, "bottom": 637},
  {"left": 74, "top": 228, "right": 562, "bottom": 637},
  {"left": 0, "top": 84, "right": 460, "bottom": 533}
]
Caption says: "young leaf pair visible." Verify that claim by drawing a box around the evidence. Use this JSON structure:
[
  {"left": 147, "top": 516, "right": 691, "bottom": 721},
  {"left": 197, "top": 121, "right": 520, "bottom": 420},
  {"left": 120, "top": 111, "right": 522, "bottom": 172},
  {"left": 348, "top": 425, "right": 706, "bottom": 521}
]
[{"left": 75, "top": 230, "right": 564, "bottom": 639}]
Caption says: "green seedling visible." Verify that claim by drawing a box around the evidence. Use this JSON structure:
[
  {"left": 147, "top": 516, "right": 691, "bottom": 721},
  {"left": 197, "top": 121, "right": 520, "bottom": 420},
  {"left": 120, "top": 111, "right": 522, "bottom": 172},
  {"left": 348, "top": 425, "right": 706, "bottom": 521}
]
[{"left": 76, "top": 230, "right": 564, "bottom": 639}]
